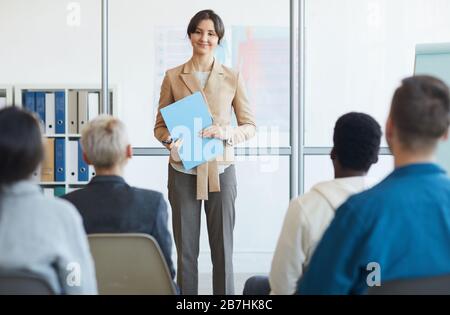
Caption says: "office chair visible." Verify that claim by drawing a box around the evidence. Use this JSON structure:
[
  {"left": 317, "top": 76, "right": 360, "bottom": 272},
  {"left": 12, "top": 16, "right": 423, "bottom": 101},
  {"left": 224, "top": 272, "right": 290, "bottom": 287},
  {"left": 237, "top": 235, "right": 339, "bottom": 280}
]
[
  {"left": 0, "top": 271, "right": 54, "bottom": 295},
  {"left": 88, "top": 233, "right": 176, "bottom": 295},
  {"left": 368, "top": 274, "right": 450, "bottom": 295}
]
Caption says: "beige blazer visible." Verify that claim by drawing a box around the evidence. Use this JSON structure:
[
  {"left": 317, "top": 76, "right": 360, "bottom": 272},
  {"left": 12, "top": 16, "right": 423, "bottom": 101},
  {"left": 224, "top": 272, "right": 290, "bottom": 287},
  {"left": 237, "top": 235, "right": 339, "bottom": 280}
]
[{"left": 154, "top": 58, "right": 256, "bottom": 200}]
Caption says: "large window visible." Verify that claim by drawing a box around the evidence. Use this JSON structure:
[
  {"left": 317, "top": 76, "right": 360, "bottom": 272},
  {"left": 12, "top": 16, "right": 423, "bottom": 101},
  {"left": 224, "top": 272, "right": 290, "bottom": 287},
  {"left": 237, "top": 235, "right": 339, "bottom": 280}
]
[
  {"left": 301, "top": 0, "right": 450, "bottom": 191},
  {"left": 304, "top": 0, "right": 450, "bottom": 147}
]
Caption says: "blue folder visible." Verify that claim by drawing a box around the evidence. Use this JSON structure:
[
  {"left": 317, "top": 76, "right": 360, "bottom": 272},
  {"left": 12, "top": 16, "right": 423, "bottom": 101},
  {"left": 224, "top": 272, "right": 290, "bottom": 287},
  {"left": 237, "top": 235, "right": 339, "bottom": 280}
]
[
  {"left": 55, "top": 138, "right": 66, "bottom": 182},
  {"left": 160, "top": 91, "right": 224, "bottom": 170},
  {"left": 55, "top": 91, "right": 66, "bottom": 134},
  {"left": 35, "top": 92, "right": 46, "bottom": 131},
  {"left": 23, "top": 91, "right": 36, "bottom": 113},
  {"left": 78, "top": 140, "right": 89, "bottom": 181}
]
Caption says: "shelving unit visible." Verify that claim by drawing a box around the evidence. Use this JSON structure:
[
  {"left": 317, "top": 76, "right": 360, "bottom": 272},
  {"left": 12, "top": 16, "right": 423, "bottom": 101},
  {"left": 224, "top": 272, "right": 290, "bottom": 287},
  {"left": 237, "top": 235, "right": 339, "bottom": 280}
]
[{"left": 14, "top": 85, "right": 118, "bottom": 196}]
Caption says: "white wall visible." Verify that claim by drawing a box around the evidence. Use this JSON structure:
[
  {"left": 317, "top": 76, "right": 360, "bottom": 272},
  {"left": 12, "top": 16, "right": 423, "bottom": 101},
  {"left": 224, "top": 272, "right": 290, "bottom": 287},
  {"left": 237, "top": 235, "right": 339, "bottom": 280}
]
[
  {"left": 0, "top": 0, "right": 101, "bottom": 85},
  {"left": 304, "top": 0, "right": 450, "bottom": 147}
]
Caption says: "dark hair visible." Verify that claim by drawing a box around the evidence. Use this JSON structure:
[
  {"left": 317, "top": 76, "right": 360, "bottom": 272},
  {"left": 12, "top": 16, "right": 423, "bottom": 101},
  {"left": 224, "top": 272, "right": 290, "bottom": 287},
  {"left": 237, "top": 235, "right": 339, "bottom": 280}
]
[
  {"left": 0, "top": 107, "right": 44, "bottom": 186},
  {"left": 333, "top": 112, "right": 382, "bottom": 172},
  {"left": 187, "top": 9, "right": 225, "bottom": 44},
  {"left": 390, "top": 75, "right": 450, "bottom": 151}
]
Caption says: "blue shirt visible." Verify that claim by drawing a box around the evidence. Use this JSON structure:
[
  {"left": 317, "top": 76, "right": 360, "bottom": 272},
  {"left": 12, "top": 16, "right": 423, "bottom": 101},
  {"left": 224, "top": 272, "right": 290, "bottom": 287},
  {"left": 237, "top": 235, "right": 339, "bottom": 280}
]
[{"left": 297, "top": 163, "right": 450, "bottom": 294}]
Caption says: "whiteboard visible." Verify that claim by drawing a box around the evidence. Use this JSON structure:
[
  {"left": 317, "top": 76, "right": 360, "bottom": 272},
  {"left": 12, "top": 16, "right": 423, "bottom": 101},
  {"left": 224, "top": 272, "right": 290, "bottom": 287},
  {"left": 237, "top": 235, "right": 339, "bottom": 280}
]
[{"left": 415, "top": 43, "right": 450, "bottom": 173}]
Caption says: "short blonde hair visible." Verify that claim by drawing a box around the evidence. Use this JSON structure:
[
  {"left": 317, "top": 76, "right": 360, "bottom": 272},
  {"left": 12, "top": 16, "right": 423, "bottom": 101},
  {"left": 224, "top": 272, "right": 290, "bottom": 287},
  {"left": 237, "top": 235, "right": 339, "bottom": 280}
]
[{"left": 81, "top": 115, "right": 129, "bottom": 168}]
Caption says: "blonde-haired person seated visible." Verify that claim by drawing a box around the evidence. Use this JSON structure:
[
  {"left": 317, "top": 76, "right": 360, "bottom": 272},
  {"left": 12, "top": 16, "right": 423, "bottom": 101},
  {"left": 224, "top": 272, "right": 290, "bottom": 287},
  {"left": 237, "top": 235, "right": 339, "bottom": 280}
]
[
  {"left": 62, "top": 115, "right": 175, "bottom": 279},
  {"left": 0, "top": 107, "right": 97, "bottom": 294}
]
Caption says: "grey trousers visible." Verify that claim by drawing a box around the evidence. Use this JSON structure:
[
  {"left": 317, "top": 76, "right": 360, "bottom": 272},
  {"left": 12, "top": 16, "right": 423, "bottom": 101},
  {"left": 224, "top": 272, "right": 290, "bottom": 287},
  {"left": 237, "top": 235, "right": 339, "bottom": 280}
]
[{"left": 168, "top": 164, "right": 237, "bottom": 295}]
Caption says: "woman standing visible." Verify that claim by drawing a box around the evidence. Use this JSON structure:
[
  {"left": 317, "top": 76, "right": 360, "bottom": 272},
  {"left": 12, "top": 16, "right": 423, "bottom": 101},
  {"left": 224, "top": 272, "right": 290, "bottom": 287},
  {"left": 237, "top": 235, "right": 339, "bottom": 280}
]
[{"left": 154, "top": 9, "right": 256, "bottom": 295}]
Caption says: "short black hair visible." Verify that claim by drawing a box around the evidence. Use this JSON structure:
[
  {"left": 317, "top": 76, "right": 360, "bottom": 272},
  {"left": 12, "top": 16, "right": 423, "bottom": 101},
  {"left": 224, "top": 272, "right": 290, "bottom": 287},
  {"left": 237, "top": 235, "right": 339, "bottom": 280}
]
[
  {"left": 0, "top": 106, "right": 43, "bottom": 185},
  {"left": 187, "top": 9, "right": 225, "bottom": 44},
  {"left": 391, "top": 75, "right": 450, "bottom": 151},
  {"left": 333, "top": 112, "right": 382, "bottom": 172}
]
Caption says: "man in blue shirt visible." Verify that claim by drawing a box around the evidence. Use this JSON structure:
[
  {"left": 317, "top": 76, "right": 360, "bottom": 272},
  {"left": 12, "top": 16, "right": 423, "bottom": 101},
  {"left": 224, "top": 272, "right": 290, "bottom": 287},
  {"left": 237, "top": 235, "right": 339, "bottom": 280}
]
[{"left": 297, "top": 75, "right": 450, "bottom": 294}]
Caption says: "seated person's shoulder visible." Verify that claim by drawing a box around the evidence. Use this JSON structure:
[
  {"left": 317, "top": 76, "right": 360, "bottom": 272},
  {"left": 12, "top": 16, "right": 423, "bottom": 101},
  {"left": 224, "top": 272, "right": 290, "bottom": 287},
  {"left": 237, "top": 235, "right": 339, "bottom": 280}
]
[
  {"left": 39, "top": 194, "right": 83, "bottom": 225},
  {"left": 132, "top": 187, "right": 165, "bottom": 206},
  {"left": 289, "top": 190, "right": 329, "bottom": 215},
  {"left": 291, "top": 178, "right": 348, "bottom": 218},
  {"left": 60, "top": 187, "right": 85, "bottom": 202},
  {"left": 344, "top": 180, "right": 388, "bottom": 208},
  {"left": 60, "top": 187, "right": 97, "bottom": 209},
  {"left": 332, "top": 185, "right": 386, "bottom": 225}
]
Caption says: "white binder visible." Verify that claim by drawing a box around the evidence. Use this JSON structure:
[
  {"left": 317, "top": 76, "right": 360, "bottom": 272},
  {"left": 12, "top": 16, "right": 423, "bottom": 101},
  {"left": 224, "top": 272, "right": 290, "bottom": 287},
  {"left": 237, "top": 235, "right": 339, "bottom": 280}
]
[
  {"left": 68, "top": 140, "right": 79, "bottom": 183},
  {"left": 88, "top": 92, "right": 100, "bottom": 121},
  {"left": 45, "top": 93, "right": 55, "bottom": 135},
  {"left": 89, "top": 165, "right": 96, "bottom": 181},
  {"left": 0, "top": 97, "right": 6, "bottom": 109}
]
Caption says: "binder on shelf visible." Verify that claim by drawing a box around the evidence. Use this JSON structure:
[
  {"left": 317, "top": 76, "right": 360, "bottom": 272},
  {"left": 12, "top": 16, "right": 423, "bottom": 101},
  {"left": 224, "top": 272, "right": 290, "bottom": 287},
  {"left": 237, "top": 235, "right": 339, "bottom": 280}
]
[
  {"left": 0, "top": 96, "right": 6, "bottom": 109},
  {"left": 23, "top": 91, "right": 36, "bottom": 113},
  {"left": 43, "top": 188, "right": 54, "bottom": 198},
  {"left": 54, "top": 186, "right": 66, "bottom": 197},
  {"left": 68, "top": 140, "right": 78, "bottom": 182},
  {"left": 88, "top": 92, "right": 100, "bottom": 121},
  {"left": 35, "top": 92, "right": 46, "bottom": 133},
  {"left": 78, "top": 91, "right": 88, "bottom": 134},
  {"left": 41, "top": 137, "right": 55, "bottom": 182},
  {"left": 78, "top": 140, "right": 88, "bottom": 182},
  {"left": 68, "top": 90, "right": 78, "bottom": 134},
  {"left": 89, "top": 165, "right": 96, "bottom": 181},
  {"left": 55, "top": 91, "right": 65, "bottom": 134},
  {"left": 55, "top": 138, "right": 66, "bottom": 182},
  {"left": 45, "top": 93, "right": 56, "bottom": 135}
]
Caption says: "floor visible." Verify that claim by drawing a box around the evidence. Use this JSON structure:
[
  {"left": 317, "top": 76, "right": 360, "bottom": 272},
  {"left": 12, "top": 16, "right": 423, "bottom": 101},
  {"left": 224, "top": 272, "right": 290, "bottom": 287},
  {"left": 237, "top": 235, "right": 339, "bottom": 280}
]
[{"left": 198, "top": 273, "right": 256, "bottom": 295}]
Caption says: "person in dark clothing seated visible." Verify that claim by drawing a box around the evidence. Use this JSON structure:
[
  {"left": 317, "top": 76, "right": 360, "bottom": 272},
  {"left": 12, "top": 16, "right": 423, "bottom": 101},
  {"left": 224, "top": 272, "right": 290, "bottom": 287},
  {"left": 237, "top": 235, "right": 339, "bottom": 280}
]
[{"left": 62, "top": 115, "right": 175, "bottom": 280}]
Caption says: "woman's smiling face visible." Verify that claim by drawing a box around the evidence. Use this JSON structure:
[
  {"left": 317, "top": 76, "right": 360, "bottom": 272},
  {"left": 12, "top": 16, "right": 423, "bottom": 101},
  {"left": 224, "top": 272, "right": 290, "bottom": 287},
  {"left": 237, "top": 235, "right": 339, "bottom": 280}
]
[{"left": 189, "top": 19, "right": 219, "bottom": 57}]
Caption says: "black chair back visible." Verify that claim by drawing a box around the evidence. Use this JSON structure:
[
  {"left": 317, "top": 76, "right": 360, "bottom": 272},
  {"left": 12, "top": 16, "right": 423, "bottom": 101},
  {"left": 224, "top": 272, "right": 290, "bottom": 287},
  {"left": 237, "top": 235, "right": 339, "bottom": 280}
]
[{"left": 0, "top": 272, "right": 54, "bottom": 295}]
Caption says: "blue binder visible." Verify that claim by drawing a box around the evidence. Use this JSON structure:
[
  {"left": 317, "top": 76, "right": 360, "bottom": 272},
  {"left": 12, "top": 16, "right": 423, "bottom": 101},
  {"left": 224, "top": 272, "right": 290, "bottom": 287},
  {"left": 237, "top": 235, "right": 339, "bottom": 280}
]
[
  {"left": 55, "top": 91, "right": 66, "bottom": 134},
  {"left": 78, "top": 140, "right": 88, "bottom": 181},
  {"left": 55, "top": 138, "right": 66, "bottom": 182},
  {"left": 23, "top": 91, "right": 36, "bottom": 113},
  {"left": 35, "top": 92, "right": 46, "bottom": 130},
  {"left": 160, "top": 91, "right": 224, "bottom": 170}
]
